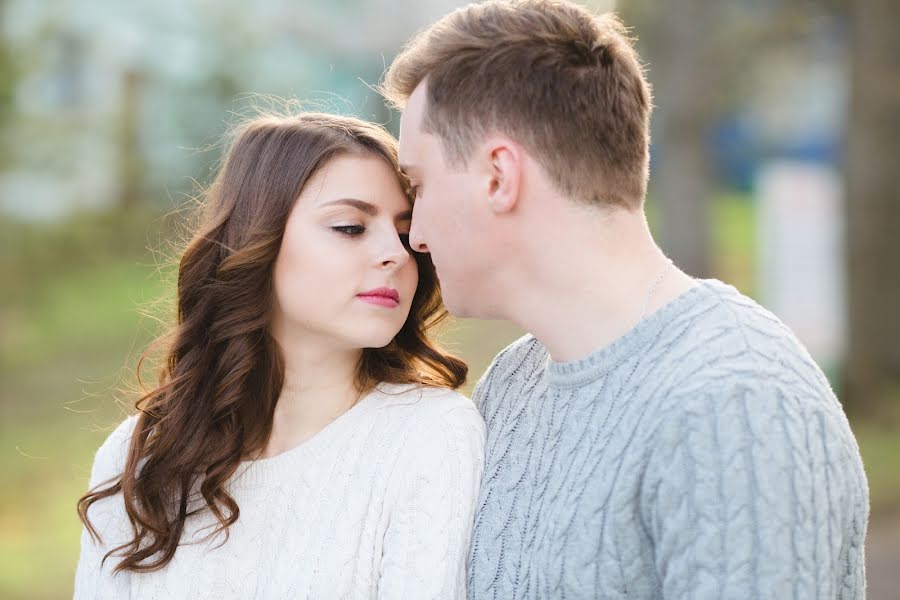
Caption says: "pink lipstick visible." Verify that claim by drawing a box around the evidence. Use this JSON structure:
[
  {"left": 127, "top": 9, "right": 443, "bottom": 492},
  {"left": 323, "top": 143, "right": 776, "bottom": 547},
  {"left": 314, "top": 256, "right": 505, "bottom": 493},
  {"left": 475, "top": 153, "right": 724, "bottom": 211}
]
[{"left": 357, "top": 287, "right": 400, "bottom": 308}]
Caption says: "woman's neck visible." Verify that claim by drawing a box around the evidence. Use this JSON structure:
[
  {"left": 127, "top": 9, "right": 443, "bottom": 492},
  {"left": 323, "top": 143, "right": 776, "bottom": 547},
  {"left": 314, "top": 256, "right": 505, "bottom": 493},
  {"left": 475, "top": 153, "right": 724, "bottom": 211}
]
[{"left": 262, "top": 331, "right": 364, "bottom": 458}]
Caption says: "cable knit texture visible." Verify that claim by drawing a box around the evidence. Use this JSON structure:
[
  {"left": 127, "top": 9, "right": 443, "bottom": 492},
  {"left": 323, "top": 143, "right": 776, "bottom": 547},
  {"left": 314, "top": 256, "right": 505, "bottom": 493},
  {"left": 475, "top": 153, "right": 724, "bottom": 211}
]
[
  {"left": 467, "top": 279, "right": 869, "bottom": 599},
  {"left": 74, "top": 382, "right": 485, "bottom": 599}
]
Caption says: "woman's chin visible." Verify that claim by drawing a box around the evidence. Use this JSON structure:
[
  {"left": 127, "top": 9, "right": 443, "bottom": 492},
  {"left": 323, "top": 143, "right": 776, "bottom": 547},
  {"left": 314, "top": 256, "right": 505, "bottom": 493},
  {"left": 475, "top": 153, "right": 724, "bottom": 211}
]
[
  {"left": 354, "top": 329, "right": 403, "bottom": 350},
  {"left": 362, "top": 338, "right": 399, "bottom": 350}
]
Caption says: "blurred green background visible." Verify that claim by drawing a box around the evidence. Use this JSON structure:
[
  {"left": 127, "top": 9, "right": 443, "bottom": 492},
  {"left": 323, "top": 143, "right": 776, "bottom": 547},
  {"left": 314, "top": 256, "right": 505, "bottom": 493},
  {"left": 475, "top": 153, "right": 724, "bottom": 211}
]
[{"left": 2, "top": 0, "right": 898, "bottom": 598}]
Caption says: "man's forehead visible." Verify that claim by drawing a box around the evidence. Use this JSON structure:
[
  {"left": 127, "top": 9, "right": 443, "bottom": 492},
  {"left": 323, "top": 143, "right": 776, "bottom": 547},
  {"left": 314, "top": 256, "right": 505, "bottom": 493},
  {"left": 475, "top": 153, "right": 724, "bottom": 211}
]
[
  {"left": 397, "top": 118, "right": 420, "bottom": 171},
  {"left": 397, "top": 115, "right": 416, "bottom": 173},
  {"left": 398, "top": 81, "right": 430, "bottom": 169},
  {"left": 400, "top": 82, "right": 428, "bottom": 135},
  {"left": 398, "top": 108, "right": 415, "bottom": 147}
]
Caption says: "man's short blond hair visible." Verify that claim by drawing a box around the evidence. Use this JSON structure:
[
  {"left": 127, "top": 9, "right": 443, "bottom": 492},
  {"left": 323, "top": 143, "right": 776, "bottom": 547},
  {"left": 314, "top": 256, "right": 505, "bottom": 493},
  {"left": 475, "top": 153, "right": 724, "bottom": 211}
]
[{"left": 382, "top": 0, "right": 652, "bottom": 209}]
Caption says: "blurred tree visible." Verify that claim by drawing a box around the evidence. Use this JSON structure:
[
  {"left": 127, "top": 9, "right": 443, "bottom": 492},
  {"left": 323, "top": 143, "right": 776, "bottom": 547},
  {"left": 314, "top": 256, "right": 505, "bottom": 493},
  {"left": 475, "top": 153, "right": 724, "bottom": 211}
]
[
  {"left": 621, "top": 0, "right": 838, "bottom": 281},
  {"left": 0, "top": 0, "right": 17, "bottom": 168},
  {"left": 633, "top": 0, "right": 718, "bottom": 278},
  {"left": 117, "top": 69, "right": 144, "bottom": 210},
  {"left": 844, "top": 0, "right": 900, "bottom": 417}
]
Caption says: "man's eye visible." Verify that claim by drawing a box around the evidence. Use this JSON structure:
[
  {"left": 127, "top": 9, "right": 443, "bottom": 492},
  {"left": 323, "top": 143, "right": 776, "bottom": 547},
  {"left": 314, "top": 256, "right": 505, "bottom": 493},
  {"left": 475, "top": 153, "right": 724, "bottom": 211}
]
[{"left": 333, "top": 225, "right": 365, "bottom": 236}]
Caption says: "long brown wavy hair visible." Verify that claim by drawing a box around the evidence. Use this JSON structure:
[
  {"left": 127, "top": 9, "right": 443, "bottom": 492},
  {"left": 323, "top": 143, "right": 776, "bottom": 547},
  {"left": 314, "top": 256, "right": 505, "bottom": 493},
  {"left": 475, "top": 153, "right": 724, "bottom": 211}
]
[{"left": 77, "top": 111, "right": 467, "bottom": 573}]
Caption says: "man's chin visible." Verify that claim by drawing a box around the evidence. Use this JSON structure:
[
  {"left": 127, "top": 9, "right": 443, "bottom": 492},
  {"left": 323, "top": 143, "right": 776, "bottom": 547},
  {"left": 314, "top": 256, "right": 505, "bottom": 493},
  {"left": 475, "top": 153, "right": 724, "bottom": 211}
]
[
  {"left": 438, "top": 277, "right": 492, "bottom": 319},
  {"left": 442, "top": 292, "right": 495, "bottom": 320},
  {"left": 439, "top": 290, "right": 471, "bottom": 318}
]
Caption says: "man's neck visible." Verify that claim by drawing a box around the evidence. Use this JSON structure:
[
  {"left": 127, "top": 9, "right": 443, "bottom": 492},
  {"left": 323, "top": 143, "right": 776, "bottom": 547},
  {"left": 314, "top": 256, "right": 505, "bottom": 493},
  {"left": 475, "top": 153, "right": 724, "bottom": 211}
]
[{"left": 501, "top": 208, "right": 695, "bottom": 363}]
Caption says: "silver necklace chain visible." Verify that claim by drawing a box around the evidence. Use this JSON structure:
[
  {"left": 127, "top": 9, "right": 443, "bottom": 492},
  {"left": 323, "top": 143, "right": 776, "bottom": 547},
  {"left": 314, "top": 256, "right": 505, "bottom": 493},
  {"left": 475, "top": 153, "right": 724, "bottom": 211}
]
[{"left": 639, "top": 258, "right": 674, "bottom": 321}]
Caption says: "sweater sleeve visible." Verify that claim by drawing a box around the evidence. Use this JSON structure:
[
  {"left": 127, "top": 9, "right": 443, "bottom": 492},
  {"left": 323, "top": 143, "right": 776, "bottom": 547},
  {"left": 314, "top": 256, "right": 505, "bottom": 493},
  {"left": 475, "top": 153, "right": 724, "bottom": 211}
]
[
  {"left": 378, "top": 402, "right": 486, "bottom": 600},
  {"left": 73, "top": 416, "right": 137, "bottom": 600},
  {"left": 641, "top": 381, "right": 868, "bottom": 599}
]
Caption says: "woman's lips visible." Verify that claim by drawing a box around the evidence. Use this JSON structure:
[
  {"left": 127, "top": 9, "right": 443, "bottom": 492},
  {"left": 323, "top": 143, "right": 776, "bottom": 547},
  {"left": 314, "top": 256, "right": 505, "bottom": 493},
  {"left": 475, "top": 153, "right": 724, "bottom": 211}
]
[
  {"left": 357, "top": 287, "right": 400, "bottom": 308},
  {"left": 357, "top": 295, "right": 399, "bottom": 308}
]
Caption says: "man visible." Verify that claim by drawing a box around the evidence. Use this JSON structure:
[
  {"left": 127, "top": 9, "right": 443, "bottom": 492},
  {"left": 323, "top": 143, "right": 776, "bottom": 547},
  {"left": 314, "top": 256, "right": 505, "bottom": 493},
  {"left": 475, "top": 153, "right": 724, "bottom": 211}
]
[{"left": 382, "top": 0, "right": 869, "bottom": 597}]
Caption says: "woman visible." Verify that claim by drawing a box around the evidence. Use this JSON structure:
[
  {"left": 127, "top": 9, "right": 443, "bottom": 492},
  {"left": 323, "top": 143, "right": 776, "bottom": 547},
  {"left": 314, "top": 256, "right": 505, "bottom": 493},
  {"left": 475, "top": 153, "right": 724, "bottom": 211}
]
[{"left": 74, "top": 112, "right": 485, "bottom": 599}]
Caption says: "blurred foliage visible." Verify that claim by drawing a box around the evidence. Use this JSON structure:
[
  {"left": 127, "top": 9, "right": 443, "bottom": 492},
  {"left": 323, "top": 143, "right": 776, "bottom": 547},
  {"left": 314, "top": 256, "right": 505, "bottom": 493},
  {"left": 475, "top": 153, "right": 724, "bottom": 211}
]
[
  {"left": 1, "top": 205, "right": 176, "bottom": 276},
  {"left": 0, "top": 210, "right": 175, "bottom": 599},
  {"left": 0, "top": 1, "right": 17, "bottom": 167}
]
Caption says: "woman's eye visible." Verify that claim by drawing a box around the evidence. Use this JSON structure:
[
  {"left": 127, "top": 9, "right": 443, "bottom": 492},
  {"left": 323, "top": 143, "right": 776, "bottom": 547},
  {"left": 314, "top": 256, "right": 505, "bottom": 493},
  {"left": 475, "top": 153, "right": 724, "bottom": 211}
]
[{"left": 333, "top": 225, "right": 365, "bottom": 237}]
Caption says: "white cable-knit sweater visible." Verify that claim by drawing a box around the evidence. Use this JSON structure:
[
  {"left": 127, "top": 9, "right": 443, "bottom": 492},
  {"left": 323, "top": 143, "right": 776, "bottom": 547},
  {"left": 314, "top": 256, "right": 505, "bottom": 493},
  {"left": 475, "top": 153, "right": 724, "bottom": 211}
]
[{"left": 74, "top": 382, "right": 486, "bottom": 599}]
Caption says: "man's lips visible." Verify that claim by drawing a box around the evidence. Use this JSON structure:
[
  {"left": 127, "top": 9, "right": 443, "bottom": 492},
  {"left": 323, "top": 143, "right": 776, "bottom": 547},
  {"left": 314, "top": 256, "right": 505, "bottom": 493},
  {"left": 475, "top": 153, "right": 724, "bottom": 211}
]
[{"left": 357, "top": 287, "right": 400, "bottom": 307}]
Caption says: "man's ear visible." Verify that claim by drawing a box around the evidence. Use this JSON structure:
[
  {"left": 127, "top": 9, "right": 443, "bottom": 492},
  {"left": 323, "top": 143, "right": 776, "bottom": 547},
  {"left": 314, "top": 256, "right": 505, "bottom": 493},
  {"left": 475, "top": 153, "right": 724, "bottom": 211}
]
[{"left": 481, "top": 137, "right": 522, "bottom": 215}]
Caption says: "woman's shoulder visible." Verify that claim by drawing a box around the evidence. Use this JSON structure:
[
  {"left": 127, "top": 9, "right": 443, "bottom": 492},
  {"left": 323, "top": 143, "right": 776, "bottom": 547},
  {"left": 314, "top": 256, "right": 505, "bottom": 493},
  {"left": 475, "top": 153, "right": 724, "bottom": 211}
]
[
  {"left": 371, "top": 382, "right": 484, "bottom": 437},
  {"left": 373, "top": 384, "right": 485, "bottom": 471},
  {"left": 88, "top": 414, "right": 138, "bottom": 488},
  {"left": 373, "top": 382, "right": 478, "bottom": 415}
]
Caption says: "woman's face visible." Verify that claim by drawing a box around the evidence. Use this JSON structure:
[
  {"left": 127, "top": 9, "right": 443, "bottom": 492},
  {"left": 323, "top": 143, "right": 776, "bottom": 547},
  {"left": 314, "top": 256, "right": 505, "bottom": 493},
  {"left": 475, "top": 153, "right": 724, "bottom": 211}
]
[{"left": 271, "top": 153, "right": 418, "bottom": 352}]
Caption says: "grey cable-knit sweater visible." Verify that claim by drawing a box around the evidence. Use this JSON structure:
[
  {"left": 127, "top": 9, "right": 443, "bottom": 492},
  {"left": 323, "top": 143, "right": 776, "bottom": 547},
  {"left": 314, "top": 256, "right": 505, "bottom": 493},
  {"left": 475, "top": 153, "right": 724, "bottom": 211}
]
[{"left": 467, "top": 279, "right": 868, "bottom": 599}]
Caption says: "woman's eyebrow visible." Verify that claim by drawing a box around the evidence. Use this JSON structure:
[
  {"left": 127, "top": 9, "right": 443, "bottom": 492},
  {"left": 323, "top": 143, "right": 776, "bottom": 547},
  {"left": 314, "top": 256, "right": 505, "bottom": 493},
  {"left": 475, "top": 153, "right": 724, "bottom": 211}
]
[
  {"left": 321, "top": 198, "right": 378, "bottom": 216},
  {"left": 322, "top": 198, "right": 412, "bottom": 221}
]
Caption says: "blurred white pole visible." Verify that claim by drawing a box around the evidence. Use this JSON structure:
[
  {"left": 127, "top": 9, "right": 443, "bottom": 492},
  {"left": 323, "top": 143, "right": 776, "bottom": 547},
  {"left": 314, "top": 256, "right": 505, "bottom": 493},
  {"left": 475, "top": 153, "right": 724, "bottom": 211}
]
[{"left": 757, "top": 160, "right": 846, "bottom": 369}]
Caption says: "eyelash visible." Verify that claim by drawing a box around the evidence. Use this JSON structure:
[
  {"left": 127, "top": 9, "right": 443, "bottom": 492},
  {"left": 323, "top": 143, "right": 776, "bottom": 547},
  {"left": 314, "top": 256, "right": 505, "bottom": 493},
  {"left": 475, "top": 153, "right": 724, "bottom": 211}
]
[
  {"left": 332, "top": 225, "right": 412, "bottom": 248},
  {"left": 332, "top": 225, "right": 365, "bottom": 237}
]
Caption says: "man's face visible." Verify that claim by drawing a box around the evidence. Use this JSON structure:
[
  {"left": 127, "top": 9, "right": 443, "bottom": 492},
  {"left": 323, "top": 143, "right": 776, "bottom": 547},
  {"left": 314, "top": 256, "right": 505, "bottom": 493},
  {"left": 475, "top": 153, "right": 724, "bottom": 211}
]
[{"left": 398, "top": 82, "right": 496, "bottom": 317}]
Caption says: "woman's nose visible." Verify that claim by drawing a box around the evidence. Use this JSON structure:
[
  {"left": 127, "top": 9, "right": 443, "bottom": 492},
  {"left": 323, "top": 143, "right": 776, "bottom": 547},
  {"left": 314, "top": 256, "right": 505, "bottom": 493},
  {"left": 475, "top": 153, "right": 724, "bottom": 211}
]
[{"left": 379, "top": 234, "right": 411, "bottom": 269}]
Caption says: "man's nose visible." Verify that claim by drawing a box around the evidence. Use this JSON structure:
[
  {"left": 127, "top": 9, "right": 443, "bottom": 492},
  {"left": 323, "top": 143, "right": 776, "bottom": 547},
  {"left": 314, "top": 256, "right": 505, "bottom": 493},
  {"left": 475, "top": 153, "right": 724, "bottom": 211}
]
[{"left": 409, "top": 217, "right": 430, "bottom": 254}]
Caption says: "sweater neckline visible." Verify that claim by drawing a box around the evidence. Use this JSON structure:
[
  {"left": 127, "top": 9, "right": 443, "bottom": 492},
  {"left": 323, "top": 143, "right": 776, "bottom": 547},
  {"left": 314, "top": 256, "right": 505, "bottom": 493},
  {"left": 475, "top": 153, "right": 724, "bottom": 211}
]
[
  {"left": 229, "top": 382, "right": 400, "bottom": 488},
  {"left": 546, "top": 279, "right": 716, "bottom": 389}
]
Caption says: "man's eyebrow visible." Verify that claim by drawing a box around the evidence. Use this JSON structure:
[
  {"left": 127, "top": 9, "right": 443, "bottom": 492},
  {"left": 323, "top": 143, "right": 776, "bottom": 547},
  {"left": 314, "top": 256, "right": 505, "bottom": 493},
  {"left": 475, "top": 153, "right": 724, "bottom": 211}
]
[{"left": 322, "top": 198, "right": 412, "bottom": 221}]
